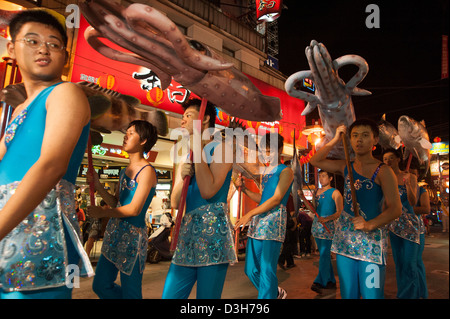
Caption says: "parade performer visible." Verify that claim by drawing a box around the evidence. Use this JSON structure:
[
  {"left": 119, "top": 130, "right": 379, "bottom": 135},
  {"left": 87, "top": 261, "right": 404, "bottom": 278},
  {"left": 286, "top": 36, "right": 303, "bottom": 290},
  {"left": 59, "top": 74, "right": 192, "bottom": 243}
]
[
  {"left": 310, "top": 120, "right": 401, "bottom": 299},
  {"left": 0, "top": 9, "right": 92, "bottom": 299},
  {"left": 410, "top": 166, "right": 430, "bottom": 299},
  {"left": 310, "top": 170, "right": 343, "bottom": 294},
  {"left": 234, "top": 133, "right": 294, "bottom": 299},
  {"left": 383, "top": 148, "right": 421, "bottom": 299},
  {"left": 162, "top": 99, "right": 237, "bottom": 299},
  {"left": 87, "top": 120, "right": 157, "bottom": 299}
]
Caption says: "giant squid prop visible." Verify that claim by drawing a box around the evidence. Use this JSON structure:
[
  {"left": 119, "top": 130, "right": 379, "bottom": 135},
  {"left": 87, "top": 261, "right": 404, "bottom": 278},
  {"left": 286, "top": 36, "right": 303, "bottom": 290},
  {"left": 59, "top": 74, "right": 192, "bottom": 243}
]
[
  {"left": 79, "top": 0, "right": 281, "bottom": 122},
  {"left": 285, "top": 40, "right": 371, "bottom": 159}
]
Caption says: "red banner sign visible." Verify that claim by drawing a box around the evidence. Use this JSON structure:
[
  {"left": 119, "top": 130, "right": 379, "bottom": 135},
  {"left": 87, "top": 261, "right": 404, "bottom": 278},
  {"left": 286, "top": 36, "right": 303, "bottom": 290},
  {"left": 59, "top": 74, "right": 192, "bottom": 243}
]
[{"left": 256, "top": 0, "right": 283, "bottom": 22}]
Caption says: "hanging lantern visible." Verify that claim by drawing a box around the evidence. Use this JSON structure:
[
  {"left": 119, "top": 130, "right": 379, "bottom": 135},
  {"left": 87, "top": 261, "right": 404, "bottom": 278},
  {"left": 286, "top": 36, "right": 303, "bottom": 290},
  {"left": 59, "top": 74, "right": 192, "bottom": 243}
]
[
  {"left": 97, "top": 74, "right": 116, "bottom": 90},
  {"left": 146, "top": 87, "right": 164, "bottom": 107},
  {"left": 256, "top": 0, "right": 283, "bottom": 22}
]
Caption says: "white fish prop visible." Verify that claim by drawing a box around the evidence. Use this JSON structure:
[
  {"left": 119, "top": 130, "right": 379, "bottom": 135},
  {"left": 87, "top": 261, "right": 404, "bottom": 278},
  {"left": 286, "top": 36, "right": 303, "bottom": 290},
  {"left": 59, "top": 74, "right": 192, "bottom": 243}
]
[
  {"left": 397, "top": 115, "right": 432, "bottom": 170},
  {"left": 378, "top": 114, "right": 402, "bottom": 150}
]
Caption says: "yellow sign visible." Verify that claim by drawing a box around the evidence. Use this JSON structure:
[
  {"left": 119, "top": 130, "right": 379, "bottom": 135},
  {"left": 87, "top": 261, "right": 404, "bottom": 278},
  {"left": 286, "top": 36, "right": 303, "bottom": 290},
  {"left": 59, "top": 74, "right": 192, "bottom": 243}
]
[{"left": 431, "top": 142, "right": 449, "bottom": 154}]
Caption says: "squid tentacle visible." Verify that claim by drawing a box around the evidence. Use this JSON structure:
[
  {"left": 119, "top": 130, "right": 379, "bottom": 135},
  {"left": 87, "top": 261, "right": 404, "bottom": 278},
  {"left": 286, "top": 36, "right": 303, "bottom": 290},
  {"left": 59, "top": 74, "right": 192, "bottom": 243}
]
[
  {"left": 84, "top": 27, "right": 173, "bottom": 89},
  {"left": 125, "top": 4, "right": 233, "bottom": 72}
]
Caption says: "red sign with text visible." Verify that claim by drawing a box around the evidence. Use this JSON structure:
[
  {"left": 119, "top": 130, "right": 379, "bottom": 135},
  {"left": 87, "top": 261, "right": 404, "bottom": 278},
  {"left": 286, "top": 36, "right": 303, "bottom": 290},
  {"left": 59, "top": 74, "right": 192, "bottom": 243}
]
[{"left": 71, "top": 15, "right": 305, "bottom": 146}]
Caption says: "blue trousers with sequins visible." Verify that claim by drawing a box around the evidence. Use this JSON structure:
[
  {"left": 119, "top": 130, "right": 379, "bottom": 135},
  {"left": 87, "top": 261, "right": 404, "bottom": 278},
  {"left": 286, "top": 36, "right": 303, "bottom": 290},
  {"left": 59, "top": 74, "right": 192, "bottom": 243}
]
[
  {"left": 245, "top": 238, "right": 282, "bottom": 299},
  {"left": 418, "top": 233, "right": 428, "bottom": 298},
  {"left": 92, "top": 253, "right": 143, "bottom": 299},
  {"left": 389, "top": 232, "right": 420, "bottom": 299},
  {"left": 162, "top": 263, "right": 229, "bottom": 299},
  {"left": 314, "top": 238, "right": 336, "bottom": 287},
  {"left": 336, "top": 254, "right": 386, "bottom": 299}
]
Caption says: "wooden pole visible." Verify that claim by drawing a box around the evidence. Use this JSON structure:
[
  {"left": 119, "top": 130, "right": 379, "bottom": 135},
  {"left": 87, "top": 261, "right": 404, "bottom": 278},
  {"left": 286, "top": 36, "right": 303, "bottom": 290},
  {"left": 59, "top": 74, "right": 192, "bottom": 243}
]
[
  {"left": 170, "top": 98, "right": 208, "bottom": 252},
  {"left": 341, "top": 133, "right": 359, "bottom": 217}
]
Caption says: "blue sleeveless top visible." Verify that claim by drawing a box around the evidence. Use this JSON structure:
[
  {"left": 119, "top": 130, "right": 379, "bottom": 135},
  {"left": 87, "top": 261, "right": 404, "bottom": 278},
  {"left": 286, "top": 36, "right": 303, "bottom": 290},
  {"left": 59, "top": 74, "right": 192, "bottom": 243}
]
[
  {"left": 171, "top": 141, "right": 237, "bottom": 266},
  {"left": 316, "top": 188, "right": 337, "bottom": 217},
  {"left": 0, "top": 82, "right": 90, "bottom": 185},
  {"left": 260, "top": 164, "right": 292, "bottom": 206},
  {"left": 119, "top": 165, "right": 156, "bottom": 227},
  {"left": 331, "top": 162, "right": 389, "bottom": 265},
  {"left": 388, "top": 183, "right": 421, "bottom": 244},
  {"left": 101, "top": 164, "right": 156, "bottom": 275},
  {"left": 247, "top": 164, "right": 293, "bottom": 242},
  {"left": 343, "top": 163, "right": 384, "bottom": 220},
  {"left": 185, "top": 141, "right": 232, "bottom": 213},
  {"left": 312, "top": 188, "right": 337, "bottom": 240}
]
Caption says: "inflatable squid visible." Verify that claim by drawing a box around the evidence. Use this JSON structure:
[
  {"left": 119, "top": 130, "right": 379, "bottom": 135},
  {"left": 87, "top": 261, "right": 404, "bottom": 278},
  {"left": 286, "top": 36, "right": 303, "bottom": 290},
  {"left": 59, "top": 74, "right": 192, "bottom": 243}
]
[
  {"left": 79, "top": 0, "right": 281, "bottom": 122},
  {"left": 285, "top": 40, "right": 371, "bottom": 159}
]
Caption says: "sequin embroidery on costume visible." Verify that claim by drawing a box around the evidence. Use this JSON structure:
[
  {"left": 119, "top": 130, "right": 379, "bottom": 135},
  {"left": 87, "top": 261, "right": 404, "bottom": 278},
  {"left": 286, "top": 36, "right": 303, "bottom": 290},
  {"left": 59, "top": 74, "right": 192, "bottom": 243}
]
[
  {"left": 0, "top": 180, "right": 93, "bottom": 292},
  {"left": 4, "top": 109, "right": 27, "bottom": 147},
  {"left": 172, "top": 202, "right": 237, "bottom": 267},
  {"left": 331, "top": 164, "right": 388, "bottom": 265},
  {"left": 312, "top": 189, "right": 336, "bottom": 240},
  {"left": 388, "top": 185, "right": 420, "bottom": 244}
]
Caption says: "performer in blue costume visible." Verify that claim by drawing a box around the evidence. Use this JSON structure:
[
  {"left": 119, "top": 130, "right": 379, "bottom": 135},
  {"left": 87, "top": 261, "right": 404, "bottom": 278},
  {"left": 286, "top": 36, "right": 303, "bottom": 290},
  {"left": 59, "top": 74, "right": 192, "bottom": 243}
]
[
  {"left": 162, "top": 99, "right": 237, "bottom": 299},
  {"left": 88, "top": 120, "right": 157, "bottom": 299},
  {"left": 310, "top": 120, "right": 402, "bottom": 299},
  {"left": 311, "top": 170, "right": 342, "bottom": 294},
  {"left": 383, "top": 149, "right": 421, "bottom": 299},
  {"left": 234, "top": 133, "right": 293, "bottom": 299},
  {"left": 0, "top": 9, "right": 92, "bottom": 299},
  {"left": 411, "top": 165, "right": 430, "bottom": 299}
]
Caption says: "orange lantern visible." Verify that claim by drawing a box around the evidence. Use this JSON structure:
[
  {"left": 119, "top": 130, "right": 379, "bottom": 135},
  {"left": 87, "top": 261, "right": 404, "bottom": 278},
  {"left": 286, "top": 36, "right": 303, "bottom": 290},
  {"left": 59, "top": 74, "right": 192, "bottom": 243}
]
[
  {"left": 146, "top": 87, "right": 164, "bottom": 106},
  {"left": 97, "top": 74, "right": 116, "bottom": 90}
]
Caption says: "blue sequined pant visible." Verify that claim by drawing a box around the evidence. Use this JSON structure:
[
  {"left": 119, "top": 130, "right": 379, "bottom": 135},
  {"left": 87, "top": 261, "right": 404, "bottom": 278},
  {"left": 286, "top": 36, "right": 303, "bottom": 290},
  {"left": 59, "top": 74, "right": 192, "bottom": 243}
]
[
  {"left": 389, "top": 232, "right": 420, "bottom": 299},
  {"left": 92, "top": 253, "right": 143, "bottom": 299},
  {"left": 245, "top": 238, "right": 282, "bottom": 299},
  {"left": 336, "top": 254, "right": 386, "bottom": 299},
  {"left": 162, "top": 263, "right": 229, "bottom": 299},
  {"left": 314, "top": 238, "right": 336, "bottom": 287}
]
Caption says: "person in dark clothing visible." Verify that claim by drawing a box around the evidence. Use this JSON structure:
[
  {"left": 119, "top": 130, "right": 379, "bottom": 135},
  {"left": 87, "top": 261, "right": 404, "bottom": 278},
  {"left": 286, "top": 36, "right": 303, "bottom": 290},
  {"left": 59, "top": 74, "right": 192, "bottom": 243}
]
[
  {"left": 297, "top": 207, "right": 313, "bottom": 257},
  {"left": 278, "top": 195, "right": 297, "bottom": 269}
]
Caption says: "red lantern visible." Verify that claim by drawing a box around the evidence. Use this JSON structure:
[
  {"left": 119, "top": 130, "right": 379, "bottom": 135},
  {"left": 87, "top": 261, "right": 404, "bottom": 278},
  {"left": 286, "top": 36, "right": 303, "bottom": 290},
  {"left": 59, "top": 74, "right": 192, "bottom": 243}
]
[
  {"left": 256, "top": 0, "right": 283, "bottom": 22},
  {"left": 434, "top": 137, "right": 442, "bottom": 143},
  {"left": 146, "top": 87, "right": 164, "bottom": 106},
  {"left": 97, "top": 74, "right": 116, "bottom": 90}
]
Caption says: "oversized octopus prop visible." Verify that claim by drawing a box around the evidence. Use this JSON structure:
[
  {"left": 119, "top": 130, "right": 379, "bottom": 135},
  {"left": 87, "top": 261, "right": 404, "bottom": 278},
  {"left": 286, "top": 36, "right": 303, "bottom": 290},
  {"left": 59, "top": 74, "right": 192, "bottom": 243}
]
[
  {"left": 285, "top": 40, "right": 371, "bottom": 159},
  {"left": 79, "top": 0, "right": 281, "bottom": 122}
]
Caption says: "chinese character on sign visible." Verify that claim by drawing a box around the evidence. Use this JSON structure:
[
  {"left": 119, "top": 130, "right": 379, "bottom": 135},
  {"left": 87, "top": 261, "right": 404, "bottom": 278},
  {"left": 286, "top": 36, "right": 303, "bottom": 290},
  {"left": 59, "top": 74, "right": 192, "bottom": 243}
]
[
  {"left": 167, "top": 82, "right": 191, "bottom": 104},
  {"left": 133, "top": 70, "right": 161, "bottom": 90}
]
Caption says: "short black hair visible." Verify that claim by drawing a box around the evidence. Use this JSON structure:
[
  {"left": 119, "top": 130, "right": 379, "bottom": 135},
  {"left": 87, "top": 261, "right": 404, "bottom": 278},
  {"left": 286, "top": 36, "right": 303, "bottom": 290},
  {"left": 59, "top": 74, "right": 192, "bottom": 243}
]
[
  {"left": 127, "top": 120, "right": 158, "bottom": 153},
  {"left": 8, "top": 9, "right": 68, "bottom": 47},
  {"left": 182, "top": 98, "right": 217, "bottom": 128},
  {"left": 382, "top": 148, "right": 402, "bottom": 159},
  {"left": 349, "top": 119, "right": 379, "bottom": 138},
  {"left": 318, "top": 170, "right": 333, "bottom": 178}
]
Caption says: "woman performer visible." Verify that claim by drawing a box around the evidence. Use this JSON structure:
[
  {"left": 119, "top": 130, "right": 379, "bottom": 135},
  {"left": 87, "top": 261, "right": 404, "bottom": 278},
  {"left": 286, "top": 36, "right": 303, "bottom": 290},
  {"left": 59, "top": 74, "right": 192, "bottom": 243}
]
[
  {"left": 383, "top": 148, "right": 421, "bottom": 299},
  {"left": 310, "top": 170, "right": 343, "bottom": 294},
  {"left": 162, "top": 99, "right": 237, "bottom": 299},
  {"left": 0, "top": 9, "right": 91, "bottom": 299},
  {"left": 234, "top": 132, "right": 294, "bottom": 299},
  {"left": 88, "top": 120, "right": 158, "bottom": 299},
  {"left": 310, "top": 120, "right": 401, "bottom": 299}
]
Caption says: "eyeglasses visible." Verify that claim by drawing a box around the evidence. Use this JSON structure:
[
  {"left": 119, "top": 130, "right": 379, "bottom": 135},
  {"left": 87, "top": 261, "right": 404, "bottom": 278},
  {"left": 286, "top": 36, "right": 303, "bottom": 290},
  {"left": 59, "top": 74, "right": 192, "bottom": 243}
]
[{"left": 15, "top": 37, "right": 65, "bottom": 52}]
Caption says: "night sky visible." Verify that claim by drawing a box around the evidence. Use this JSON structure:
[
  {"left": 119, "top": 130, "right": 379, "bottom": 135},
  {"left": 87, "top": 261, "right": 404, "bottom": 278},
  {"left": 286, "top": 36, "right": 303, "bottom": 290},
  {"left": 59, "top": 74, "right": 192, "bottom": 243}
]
[{"left": 277, "top": 0, "right": 449, "bottom": 142}]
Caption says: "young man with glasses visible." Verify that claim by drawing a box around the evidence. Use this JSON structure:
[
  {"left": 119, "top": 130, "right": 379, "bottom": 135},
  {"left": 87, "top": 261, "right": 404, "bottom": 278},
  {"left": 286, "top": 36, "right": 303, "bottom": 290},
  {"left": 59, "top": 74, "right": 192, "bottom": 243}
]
[{"left": 0, "top": 9, "right": 91, "bottom": 299}]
